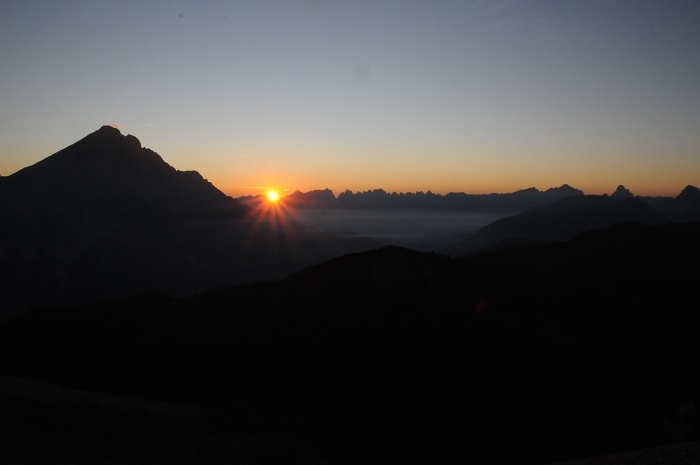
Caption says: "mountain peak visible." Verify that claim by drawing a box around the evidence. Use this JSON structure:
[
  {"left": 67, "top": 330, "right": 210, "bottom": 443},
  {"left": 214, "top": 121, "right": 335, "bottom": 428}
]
[
  {"left": 611, "top": 185, "right": 633, "bottom": 199},
  {"left": 542, "top": 183, "right": 585, "bottom": 199},
  {"left": 677, "top": 185, "right": 700, "bottom": 202},
  {"left": 98, "top": 124, "right": 122, "bottom": 134},
  {"left": 89, "top": 125, "right": 142, "bottom": 148},
  {"left": 1, "top": 126, "right": 247, "bottom": 223}
]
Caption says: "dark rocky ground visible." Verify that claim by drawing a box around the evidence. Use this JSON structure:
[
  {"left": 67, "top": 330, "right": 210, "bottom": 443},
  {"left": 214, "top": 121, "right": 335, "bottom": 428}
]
[
  {"left": 554, "top": 441, "right": 700, "bottom": 465},
  {"left": 0, "top": 375, "right": 323, "bottom": 464},
  {"left": 2, "top": 374, "right": 699, "bottom": 465}
]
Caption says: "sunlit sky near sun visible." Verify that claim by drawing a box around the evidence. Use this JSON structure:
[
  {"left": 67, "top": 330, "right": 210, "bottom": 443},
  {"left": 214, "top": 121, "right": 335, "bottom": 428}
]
[{"left": 1, "top": 1, "right": 699, "bottom": 197}]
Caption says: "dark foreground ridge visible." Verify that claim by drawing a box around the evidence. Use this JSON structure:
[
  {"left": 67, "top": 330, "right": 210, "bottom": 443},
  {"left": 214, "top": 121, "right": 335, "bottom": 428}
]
[{"left": 1, "top": 222, "right": 699, "bottom": 464}]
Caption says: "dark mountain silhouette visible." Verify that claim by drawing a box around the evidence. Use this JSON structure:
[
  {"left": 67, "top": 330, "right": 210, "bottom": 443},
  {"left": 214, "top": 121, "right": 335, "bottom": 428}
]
[
  {"left": 450, "top": 194, "right": 669, "bottom": 255},
  {"left": 0, "top": 126, "right": 246, "bottom": 222},
  {"left": 0, "top": 126, "right": 380, "bottom": 317},
  {"left": 673, "top": 185, "right": 700, "bottom": 221},
  {"left": 285, "top": 188, "right": 338, "bottom": 208},
  {"left": 611, "top": 184, "right": 634, "bottom": 199},
  {"left": 240, "top": 184, "right": 700, "bottom": 227},
  {"left": 238, "top": 184, "right": 585, "bottom": 212},
  {"left": 677, "top": 184, "right": 700, "bottom": 203},
  {"left": 1, "top": 222, "right": 699, "bottom": 464},
  {"left": 634, "top": 185, "right": 700, "bottom": 222}
]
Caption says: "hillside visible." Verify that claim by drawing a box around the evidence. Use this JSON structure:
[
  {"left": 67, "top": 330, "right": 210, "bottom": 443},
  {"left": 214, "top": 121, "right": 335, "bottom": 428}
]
[
  {"left": 2, "top": 222, "right": 699, "bottom": 464},
  {"left": 450, "top": 194, "right": 670, "bottom": 254}
]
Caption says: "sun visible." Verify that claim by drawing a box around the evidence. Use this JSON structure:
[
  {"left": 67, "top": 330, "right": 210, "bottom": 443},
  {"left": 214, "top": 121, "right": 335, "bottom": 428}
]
[{"left": 266, "top": 190, "right": 279, "bottom": 202}]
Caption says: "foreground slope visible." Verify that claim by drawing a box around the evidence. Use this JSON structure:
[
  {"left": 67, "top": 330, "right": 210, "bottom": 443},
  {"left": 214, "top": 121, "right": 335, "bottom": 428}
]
[
  {"left": 1, "top": 372, "right": 698, "bottom": 465},
  {"left": 1, "top": 222, "right": 699, "bottom": 464},
  {"left": 0, "top": 374, "right": 320, "bottom": 464}
]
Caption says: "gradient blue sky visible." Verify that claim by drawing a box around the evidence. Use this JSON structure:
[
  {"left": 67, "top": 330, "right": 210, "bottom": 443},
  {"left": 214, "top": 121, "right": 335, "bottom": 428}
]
[{"left": 1, "top": 1, "right": 699, "bottom": 197}]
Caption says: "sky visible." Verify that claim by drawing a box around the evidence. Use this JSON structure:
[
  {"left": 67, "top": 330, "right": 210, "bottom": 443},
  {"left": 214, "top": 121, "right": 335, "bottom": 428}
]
[{"left": 1, "top": 1, "right": 699, "bottom": 198}]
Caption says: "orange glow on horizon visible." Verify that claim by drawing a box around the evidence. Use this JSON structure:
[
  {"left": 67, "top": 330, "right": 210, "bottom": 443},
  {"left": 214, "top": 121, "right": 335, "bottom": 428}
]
[
  {"left": 239, "top": 191, "right": 301, "bottom": 241},
  {"left": 217, "top": 177, "right": 693, "bottom": 200}
]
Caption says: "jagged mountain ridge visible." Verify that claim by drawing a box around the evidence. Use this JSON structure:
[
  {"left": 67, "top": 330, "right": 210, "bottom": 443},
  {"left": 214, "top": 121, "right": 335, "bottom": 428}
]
[
  {"left": 610, "top": 184, "right": 634, "bottom": 199},
  {"left": 0, "top": 126, "right": 247, "bottom": 313},
  {"left": 242, "top": 183, "right": 585, "bottom": 211},
  {"left": 0, "top": 125, "right": 246, "bottom": 223}
]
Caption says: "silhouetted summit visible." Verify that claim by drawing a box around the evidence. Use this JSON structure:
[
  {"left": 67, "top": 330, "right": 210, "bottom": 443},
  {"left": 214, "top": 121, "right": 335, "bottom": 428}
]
[
  {"left": 611, "top": 184, "right": 634, "bottom": 199},
  {"left": 0, "top": 126, "right": 240, "bottom": 313},
  {"left": 638, "top": 185, "right": 700, "bottom": 222},
  {"left": 2, "top": 125, "right": 246, "bottom": 222},
  {"left": 678, "top": 185, "right": 700, "bottom": 203},
  {"left": 675, "top": 185, "right": 700, "bottom": 221}
]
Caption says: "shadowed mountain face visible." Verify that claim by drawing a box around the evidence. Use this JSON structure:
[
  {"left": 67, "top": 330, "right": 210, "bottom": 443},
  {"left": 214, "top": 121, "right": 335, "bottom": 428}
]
[
  {"left": 0, "top": 126, "right": 244, "bottom": 313},
  {"left": 0, "top": 126, "right": 247, "bottom": 271},
  {"left": 1, "top": 126, "right": 246, "bottom": 223},
  {"left": 611, "top": 184, "right": 634, "bottom": 199},
  {"left": 450, "top": 194, "right": 670, "bottom": 254},
  {"left": 0, "top": 127, "right": 379, "bottom": 316},
  {"left": 1, "top": 223, "right": 699, "bottom": 464},
  {"left": 640, "top": 185, "right": 700, "bottom": 222}
]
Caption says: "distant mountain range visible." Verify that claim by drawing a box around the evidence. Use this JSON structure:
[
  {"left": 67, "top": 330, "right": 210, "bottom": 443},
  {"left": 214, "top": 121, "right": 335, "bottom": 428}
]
[
  {"left": 447, "top": 184, "right": 700, "bottom": 254},
  {"left": 239, "top": 183, "right": 700, "bottom": 255},
  {"left": 238, "top": 184, "right": 586, "bottom": 212},
  {"left": 238, "top": 184, "right": 700, "bottom": 225}
]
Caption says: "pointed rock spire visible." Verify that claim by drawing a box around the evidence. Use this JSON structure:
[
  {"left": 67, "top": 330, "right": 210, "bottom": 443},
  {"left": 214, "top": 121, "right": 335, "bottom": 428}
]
[{"left": 611, "top": 185, "right": 633, "bottom": 200}]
